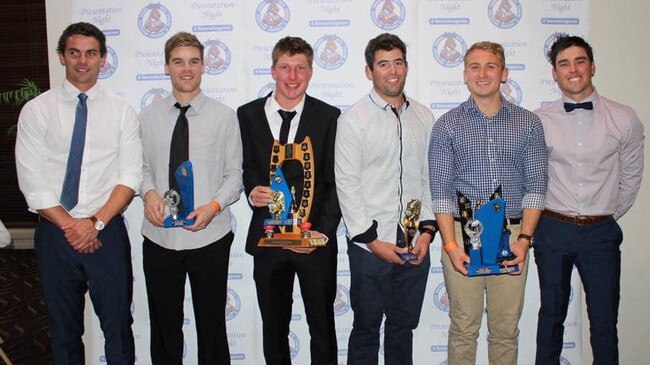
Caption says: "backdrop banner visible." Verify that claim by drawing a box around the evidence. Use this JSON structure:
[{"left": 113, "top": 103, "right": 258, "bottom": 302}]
[{"left": 67, "top": 1, "right": 589, "bottom": 364}]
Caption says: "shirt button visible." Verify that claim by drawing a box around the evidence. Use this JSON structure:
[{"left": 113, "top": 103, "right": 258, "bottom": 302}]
[{"left": 577, "top": 142, "right": 582, "bottom": 146}]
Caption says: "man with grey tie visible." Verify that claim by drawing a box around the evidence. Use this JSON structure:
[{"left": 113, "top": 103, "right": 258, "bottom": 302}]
[{"left": 15, "top": 22, "right": 141, "bottom": 365}]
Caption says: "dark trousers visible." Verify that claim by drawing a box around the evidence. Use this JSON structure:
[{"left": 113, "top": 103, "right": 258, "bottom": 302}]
[
  {"left": 534, "top": 215, "right": 622, "bottom": 365},
  {"left": 253, "top": 245, "right": 337, "bottom": 365},
  {"left": 34, "top": 217, "right": 134, "bottom": 365},
  {"left": 346, "top": 242, "right": 430, "bottom": 365},
  {"left": 143, "top": 232, "right": 233, "bottom": 365}
]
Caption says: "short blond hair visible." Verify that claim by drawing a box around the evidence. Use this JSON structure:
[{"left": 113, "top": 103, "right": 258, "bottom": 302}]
[{"left": 464, "top": 41, "right": 505, "bottom": 68}]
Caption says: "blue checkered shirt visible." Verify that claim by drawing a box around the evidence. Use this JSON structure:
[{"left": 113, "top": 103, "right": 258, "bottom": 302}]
[{"left": 428, "top": 96, "right": 547, "bottom": 218}]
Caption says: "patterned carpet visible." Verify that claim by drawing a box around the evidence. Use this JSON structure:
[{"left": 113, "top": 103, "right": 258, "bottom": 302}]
[{"left": 0, "top": 249, "right": 52, "bottom": 365}]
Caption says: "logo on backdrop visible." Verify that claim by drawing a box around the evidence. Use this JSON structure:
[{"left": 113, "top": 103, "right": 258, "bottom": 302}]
[
  {"left": 370, "top": 0, "right": 405, "bottom": 30},
  {"left": 258, "top": 82, "right": 276, "bottom": 98},
  {"left": 225, "top": 288, "right": 241, "bottom": 321},
  {"left": 501, "top": 78, "right": 522, "bottom": 105},
  {"left": 288, "top": 331, "right": 300, "bottom": 359},
  {"left": 488, "top": 0, "right": 522, "bottom": 29},
  {"left": 433, "top": 32, "right": 466, "bottom": 68},
  {"left": 255, "top": 0, "right": 290, "bottom": 33},
  {"left": 544, "top": 32, "right": 569, "bottom": 62},
  {"left": 99, "top": 46, "right": 118, "bottom": 79},
  {"left": 140, "top": 88, "right": 170, "bottom": 110},
  {"left": 137, "top": 3, "right": 172, "bottom": 38},
  {"left": 560, "top": 357, "right": 571, "bottom": 365},
  {"left": 433, "top": 281, "right": 450, "bottom": 312},
  {"left": 203, "top": 40, "right": 231, "bottom": 75},
  {"left": 314, "top": 35, "right": 348, "bottom": 70},
  {"left": 439, "top": 360, "right": 448, "bottom": 365},
  {"left": 333, "top": 284, "right": 351, "bottom": 316}
]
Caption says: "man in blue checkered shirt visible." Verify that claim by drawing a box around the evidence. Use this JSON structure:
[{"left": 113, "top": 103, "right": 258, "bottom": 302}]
[{"left": 428, "top": 41, "right": 547, "bottom": 365}]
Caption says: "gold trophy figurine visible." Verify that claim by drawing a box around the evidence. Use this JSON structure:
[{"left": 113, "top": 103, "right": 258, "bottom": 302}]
[{"left": 398, "top": 199, "right": 421, "bottom": 262}]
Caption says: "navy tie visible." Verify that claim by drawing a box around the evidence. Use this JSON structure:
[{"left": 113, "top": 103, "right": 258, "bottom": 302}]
[
  {"left": 60, "top": 93, "right": 88, "bottom": 211},
  {"left": 278, "top": 109, "right": 296, "bottom": 144},
  {"left": 563, "top": 101, "right": 593, "bottom": 112}
]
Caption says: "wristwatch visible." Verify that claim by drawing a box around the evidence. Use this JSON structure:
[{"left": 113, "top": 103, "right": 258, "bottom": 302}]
[
  {"left": 89, "top": 215, "right": 105, "bottom": 231},
  {"left": 517, "top": 233, "right": 534, "bottom": 248}
]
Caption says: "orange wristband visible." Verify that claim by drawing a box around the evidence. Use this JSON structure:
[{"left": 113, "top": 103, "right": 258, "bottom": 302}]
[
  {"left": 209, "top": 200, "right": 221, "bottom": 214},
  {"left": 443, "top": 241, "right": 459, "bottom": 253}
]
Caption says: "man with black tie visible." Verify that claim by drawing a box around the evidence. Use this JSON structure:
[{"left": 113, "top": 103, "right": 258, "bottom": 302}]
[
  {"left": 237, "top": 36, "right": 341, "bottom": 365},
  {"left": 15, "top": 22, "right": 141, "bottom": 364},
  {"left": 139, "top": 32, "right": 243, "bottom": 364}
]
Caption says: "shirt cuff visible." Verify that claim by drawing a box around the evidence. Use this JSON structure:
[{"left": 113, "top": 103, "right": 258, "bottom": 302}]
[
  {"left": 522, "top": 193, "right": 545, "bottom": 211},
  {"left": 350, "top": 220, "right": 378, "bottom": 244},
  {"left": 432, "top": 199, "right": 455, "bottom": 214}
]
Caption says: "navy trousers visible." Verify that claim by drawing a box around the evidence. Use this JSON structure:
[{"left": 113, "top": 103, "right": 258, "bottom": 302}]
[
  {"left": 346, "top": 241, "right": 430, "bottom": 365},
  {"left": 35, "top": 217, "right": 135, "bottom": 365},
  {"left": 534, "top": 215, "right": 622, "bottom": 365}
]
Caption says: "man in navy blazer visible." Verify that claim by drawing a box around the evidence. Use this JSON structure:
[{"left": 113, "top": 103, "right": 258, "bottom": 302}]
[{"left": 237, "top": 36, "right": 341, "bottom": 365}]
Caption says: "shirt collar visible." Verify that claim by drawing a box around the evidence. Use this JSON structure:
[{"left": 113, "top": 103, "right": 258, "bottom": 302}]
[
  {"left": 62, "top": 78, "right": 101, "bottom": 101},
  {"left": 268, "top": 90, "right": 306, "bottom": 114},
  {"left": 462, "top": 94, "right": 512, "bottom": 118},
  {"left": 368, "top": 87, "right": 410, "bottom": 112},
  {"left": 169, "top": 91, "right": 206, "bottom": 114},
  {"left": 561, "top": 88, "right": 599, "bottom": 108}
]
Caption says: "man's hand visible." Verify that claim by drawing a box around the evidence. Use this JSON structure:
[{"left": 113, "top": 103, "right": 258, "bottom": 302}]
[
  {"left": 502, "top": 238, "right": 529, "bottom": 275},
  {"left": 409, "top": 233, "right": 432, "bottom": 265},
  {"left": 184, "top": 204, "right": 217, "bottom": 232},
  {"left": 447, "top": 247, "right": 470, "bottom": 275},
  {"left": 250, "top": 186, "right": 272, "bottom": 207},
  {"left": 143, "top": 190, "right": 165, "bottom": 227},
  {"left": 284, "top": 230, "right": 326, "bottom": 254},
  {"left": 62, "top": 219, "right": 100, "bottom": 253},
  {"left": 367, "top": 239, "right": 406, "bottom": 265}
]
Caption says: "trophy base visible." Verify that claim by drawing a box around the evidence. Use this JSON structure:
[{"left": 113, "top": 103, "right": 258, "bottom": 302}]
[
  {"left": 258, "top": 233, "right": 327, "bottom": 248},
  {"left": 164, "top": 217, "right": 196, "bottom": 228},
  {"left": 397, "top": 252, "right": 419, "bottom": 262},
  {"left": 467, "top": 263, "right": 519, "bottom": 277}
]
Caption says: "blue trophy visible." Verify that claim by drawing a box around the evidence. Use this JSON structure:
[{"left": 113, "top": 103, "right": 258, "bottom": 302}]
[
  {"left": 458, "top": 188, "right": 518, "bottom": 276},
  {"left": 163, "top": 161, "right": 195, "bottom": 228}
]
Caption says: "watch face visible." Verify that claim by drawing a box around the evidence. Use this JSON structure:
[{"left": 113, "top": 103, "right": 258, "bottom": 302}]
[{"left": 95, "top": 220, "right": 105, "bottom": 231}]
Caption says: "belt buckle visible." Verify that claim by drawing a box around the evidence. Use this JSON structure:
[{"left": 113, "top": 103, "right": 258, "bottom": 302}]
[{"left": 575, "top": 215, "right": 589, "bottom": 224}]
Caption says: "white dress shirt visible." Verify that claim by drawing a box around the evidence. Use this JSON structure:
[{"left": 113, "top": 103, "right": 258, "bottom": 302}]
[
  {"left": 15, "top": 79, "right": 143, "bottom": 218},
  {"left": 535, "top": 90, "right": 644, "bottom": 219},
  {"left": 264, "top": 90, "right": 306, "bottom": 143},
  {"left": 335, "top": 88, "right": 436, "bottom": 249}
]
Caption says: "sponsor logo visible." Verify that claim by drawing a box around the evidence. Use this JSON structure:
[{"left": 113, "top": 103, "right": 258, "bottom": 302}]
[
  {"left": 99, "top": 46, "right": 118, "bottom": 79},
  {"left": 370, "top": 0, "right": 405, "bottom": 30},
  {"left": 255, "top": 0, "right": 290, "bottom": 33},
  {"left": 488, "top": 0, "right": 522, "bottom": 29},
  {"left": 432, "top": 32, "right": 466, "bottom": 68},
  {"left": 333, "top": 284, "right": 351, "bottom": 316},
  {"left": 225, "top": 287, "right": 242, "bottom": 321},
  {"left": 314, "top": 35, "right": 348, "bottom": 70},
  {"left": 140, "top": 88, "right": 170, "bottom": 111},
  {"left": 203, "top": 39, "right": 231, "bottom": 75},
  {"left": 137, "top": 3, "right": 172, "bottom": 38},
  {"left": 433, "top": 281, "right": 450, "bottom": 312}
]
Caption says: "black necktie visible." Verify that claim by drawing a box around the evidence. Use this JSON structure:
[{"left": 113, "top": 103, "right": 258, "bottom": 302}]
[
  {"left": 564, "top": 101, "right": 593, "bottom": 112},
  {"left": 278, "top": 109, "right": 297, "bottom": 144},
  {"left": 169, "top": 103, "right": 191, "bottom": 192},
  {"left": 60, "top": 93, "right": 88, "bottom": 211}
]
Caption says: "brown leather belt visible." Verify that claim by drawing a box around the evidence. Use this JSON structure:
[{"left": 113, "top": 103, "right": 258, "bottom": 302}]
[{"left": 542, "top": 209, "right": 612, "bottom": 225}]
